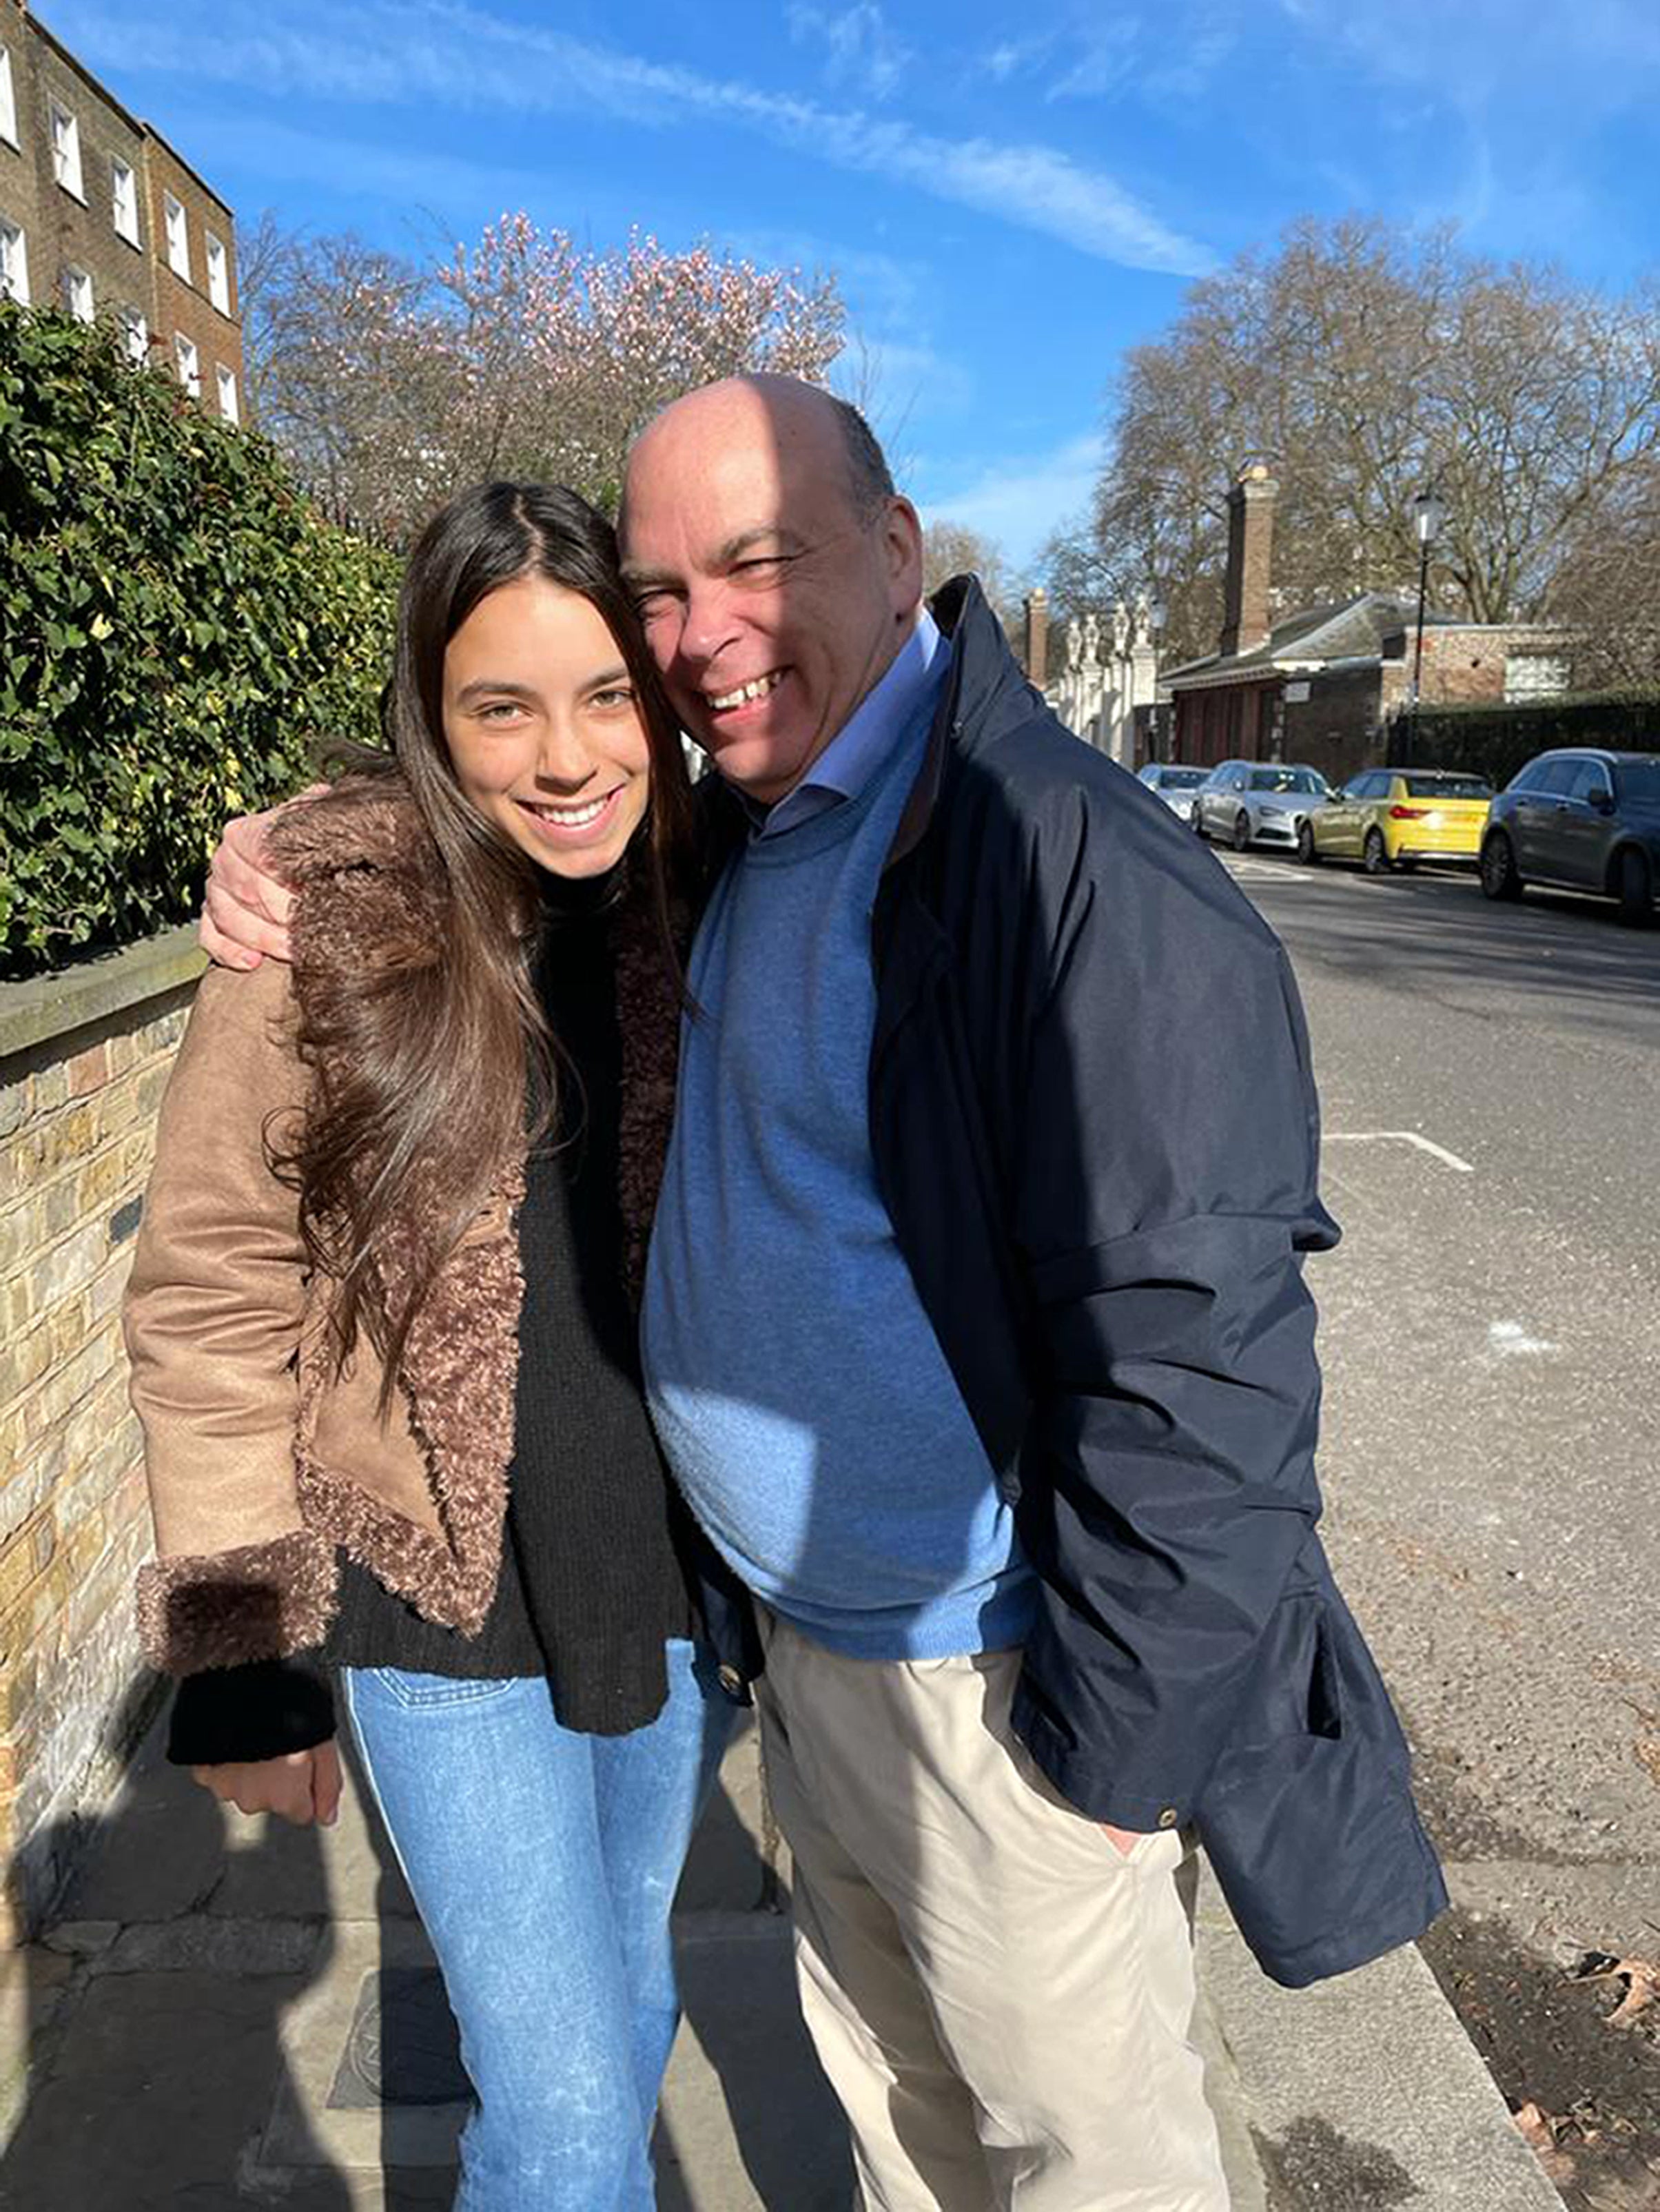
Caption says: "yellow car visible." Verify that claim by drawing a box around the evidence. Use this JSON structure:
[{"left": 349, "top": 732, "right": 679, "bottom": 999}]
[{"left": 1300, "top": 768, "right": 1493, "bottom": 872}]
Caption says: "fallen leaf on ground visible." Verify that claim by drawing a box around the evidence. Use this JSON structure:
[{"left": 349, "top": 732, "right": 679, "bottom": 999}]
[
  {"left": 1513, "top": 2102, "right": 1579, "bottom": 2188},
  {"left": 1573, "top": 1955, "right": 1660, "bottom": 2029},
  {"left": 1515, "top": 2102, "right": 1559, "bottom": 2150}
]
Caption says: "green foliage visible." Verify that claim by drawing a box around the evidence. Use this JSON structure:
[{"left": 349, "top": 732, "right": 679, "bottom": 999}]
[
  {"left": 0, "top": 300, "right": 398, "bottom": 979},
  {"left": 1411, "top": 693, "right": 1660, "bottom": 788}
]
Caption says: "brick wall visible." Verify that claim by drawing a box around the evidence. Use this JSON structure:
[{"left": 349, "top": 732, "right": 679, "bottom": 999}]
[
  {"left": 0, "top": 2, "right": 241, "bottom": 409},
  {"left": 1284, "top": 665, "right": 1385, "bottom": 788},
  {"left": 0, "top": 3, "right": 43, "bottom": 300},
  {"left": 0, "top": 930, "right": 203, "bottom": 1943},
  {"left": 21, "top": 23, "right": 149, "bottom": 333},
  {"left": 0, "top": 0, "right": 149, "bottom": 338},
  {"left": 142, "top": 132, "right": 241, "bottom": 416}
]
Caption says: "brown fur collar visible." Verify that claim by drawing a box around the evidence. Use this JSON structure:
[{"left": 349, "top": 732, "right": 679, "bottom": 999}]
[{"left": 258, "top": 777, "right": 684, "bottom": 1637}]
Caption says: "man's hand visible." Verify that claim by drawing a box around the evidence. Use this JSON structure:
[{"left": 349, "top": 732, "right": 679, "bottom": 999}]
[
  {"left": 191, "top": 1743, "right": 342, "bottom": 1826},
  {"left": 198, "top": 790, "right": 325, "bottom": 969},
  {"left": 1103, "top": 1823, "right": 1151, "bottom": 1859}
]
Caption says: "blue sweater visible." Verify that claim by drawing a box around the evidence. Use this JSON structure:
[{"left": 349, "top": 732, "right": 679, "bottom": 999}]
[{"left": 642, "top": 643, "right": 1033, "bottom": 1659}]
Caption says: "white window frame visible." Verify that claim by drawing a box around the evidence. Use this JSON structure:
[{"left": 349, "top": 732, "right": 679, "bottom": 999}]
[
  {"left": 214, "top": 362, "right": 239, "bottom": 424},
  {"left": 63, "top": 263, "right": 94, "bottom": 323},
  {"left": 0, "top": 46, "right": 18, "bottom": 150},
  {"left": 174, "top": 331, "right": 201, "bottom": 398},
  {"left": 164, "top": 193, "right": 190, "bottom": 282},
  {"left": 205, "top": 230, "right": 229, "bottom": 315},
  {"left": 112, "top": 157, "right": 140, "bottom": 247},
  {"left": 50, "top": 101, "right": 85, "bottom": 201},
  {"left": 0, "top": 218, "right": 28, "bottom": 305},
  {"left": 118, "top": 304, "right": 148, "bottom": 364}
]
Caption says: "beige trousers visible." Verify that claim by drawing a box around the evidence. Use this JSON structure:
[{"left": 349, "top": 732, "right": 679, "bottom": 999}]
[{"left": 754, "top": 1612, "right": 1231, "bottom": 2212}]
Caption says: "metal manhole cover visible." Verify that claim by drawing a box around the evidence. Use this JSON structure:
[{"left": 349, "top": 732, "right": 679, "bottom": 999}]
[{"left": 327, "top": 1968, "right": 471, "bottom": 2109}]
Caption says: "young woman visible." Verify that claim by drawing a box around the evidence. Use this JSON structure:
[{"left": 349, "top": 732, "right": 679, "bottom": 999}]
[{"left": 123, "top": 481, "right": 738, "bottom": 2211}]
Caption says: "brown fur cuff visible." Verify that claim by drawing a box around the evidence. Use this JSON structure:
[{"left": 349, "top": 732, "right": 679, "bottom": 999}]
[{"left": 136, "top": 1529, "right": 338, "bottom": 1675}]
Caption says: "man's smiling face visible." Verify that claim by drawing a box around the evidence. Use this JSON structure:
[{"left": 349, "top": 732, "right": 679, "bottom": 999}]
[{"left": 619, "top": 377, "right": 923, "bottom": 806}]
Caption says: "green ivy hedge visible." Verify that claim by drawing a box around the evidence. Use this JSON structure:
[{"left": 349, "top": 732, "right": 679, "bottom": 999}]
[
  {"left": 1409, "top": 693, "right": 1660, "bottom": 790},
  {"left": 0, "top": 301, "right": 398, "bottom": 980}
]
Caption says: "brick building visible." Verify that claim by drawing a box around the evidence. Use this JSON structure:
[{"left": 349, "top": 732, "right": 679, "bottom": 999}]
[
  {"left": 0, "top": 0, "right": 242, "bottom": 418},
  {"left": 1165, "top": 466, "right": 1571, "bottom": 784}
]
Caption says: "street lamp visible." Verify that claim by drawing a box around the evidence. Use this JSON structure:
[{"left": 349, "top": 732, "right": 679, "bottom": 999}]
[{"left": 1405, "top": 488, "right": 1446, "bottom": 768}]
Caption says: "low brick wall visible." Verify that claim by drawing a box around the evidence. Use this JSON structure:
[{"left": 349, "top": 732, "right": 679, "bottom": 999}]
[{"left": 0, "top": 929, "right": 205, "bottom": 1943}]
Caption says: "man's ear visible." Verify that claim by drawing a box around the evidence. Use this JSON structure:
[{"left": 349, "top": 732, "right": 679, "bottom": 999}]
[{"left": 883, "top": 496, "right": 925, "bottom": 617}]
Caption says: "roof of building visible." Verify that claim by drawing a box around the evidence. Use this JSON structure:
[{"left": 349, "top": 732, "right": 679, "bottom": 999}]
[
  {"left": 1165, "top": 591, "right": 1459, "bottom": 691},
  {"left": 1166, "top": 591, "right": 1576, "bottom": 696}
]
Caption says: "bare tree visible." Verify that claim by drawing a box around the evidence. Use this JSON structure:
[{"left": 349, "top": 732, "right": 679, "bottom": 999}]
[
  {"left": 1548, "top": 458, "right": 1660, "bottom": 688},
  {"left": 1062, "top": 218, "right": 1660, "bottom": 671},
  {"left": 920, "top": 518, "right": 1021, "bottom": 621}
]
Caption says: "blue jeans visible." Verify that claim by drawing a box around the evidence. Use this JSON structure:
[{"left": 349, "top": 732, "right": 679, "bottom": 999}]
[{"left": 341, "top": 1641, "right": 733, "bottom": 2211}]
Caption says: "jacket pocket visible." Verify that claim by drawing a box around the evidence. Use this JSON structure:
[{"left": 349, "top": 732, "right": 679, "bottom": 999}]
[
  {"left": 1196, "top": 1588, "right": 1443, "bottom": 1985},
  {"left": 361, "top": 1667, "right": 522, "bottom": 1711}
]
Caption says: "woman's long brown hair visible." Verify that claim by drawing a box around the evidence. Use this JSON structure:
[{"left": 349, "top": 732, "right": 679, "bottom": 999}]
[{"left": 272, "top": 482, "right": 694, "bottom": 1403}]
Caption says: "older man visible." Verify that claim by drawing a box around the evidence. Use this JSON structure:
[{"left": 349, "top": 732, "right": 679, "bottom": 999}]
[{"left": 205, "top": 377, "right": 1445, "bottom": 2211}]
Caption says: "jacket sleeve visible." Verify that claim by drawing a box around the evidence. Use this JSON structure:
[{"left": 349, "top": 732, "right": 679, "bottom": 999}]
[
  {"left": 123, "top": 961, "right": 338, "bottom": 1676},
  {"left": 167, "top": 1657, "right": 336, "bottom": 1765},
  {"left": 1006, "top": 788, "right": 1340, "bottom": 1830}
]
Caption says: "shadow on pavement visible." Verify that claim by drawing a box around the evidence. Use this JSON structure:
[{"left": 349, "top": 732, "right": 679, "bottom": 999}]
[
  {"left": 1242, "top": 854, "right": 1660, "bottom": 1033},
  {"left": 0, "top": 1676, "right": 352, "bottom": 2212},
  {"left": 1, "top": 1682, "right": 852, "bottom": 2209}
]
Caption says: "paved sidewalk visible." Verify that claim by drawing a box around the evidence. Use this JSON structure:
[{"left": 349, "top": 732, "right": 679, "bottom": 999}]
[{"left": 0, "top": 1715, "right": 1564, "bottom": 2210}]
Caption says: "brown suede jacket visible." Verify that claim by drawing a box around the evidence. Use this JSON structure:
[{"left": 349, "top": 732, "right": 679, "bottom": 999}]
[{"left": 123, "top": 789, "right": 680, "bottom": 1678}]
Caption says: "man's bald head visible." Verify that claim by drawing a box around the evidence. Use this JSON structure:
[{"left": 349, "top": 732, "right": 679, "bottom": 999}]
[
  {"left": 625, "top": 375, "right": 894, "bottom": 531},
  {"left": 618, "top": 375, "right": 924, "bottom": 804}
]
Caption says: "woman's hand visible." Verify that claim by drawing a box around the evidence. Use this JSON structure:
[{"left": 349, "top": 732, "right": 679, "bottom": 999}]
[{"left": 191, "top": 1742, "right": 343, "bottom": 1827}]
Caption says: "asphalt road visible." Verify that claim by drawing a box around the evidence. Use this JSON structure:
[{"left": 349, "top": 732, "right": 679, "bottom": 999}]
[{"left": 1214, "top": 842, "right": 1660, "bottom": 2206}]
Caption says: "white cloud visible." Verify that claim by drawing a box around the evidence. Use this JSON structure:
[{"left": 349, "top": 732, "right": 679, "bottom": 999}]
[
  {"left": 919, "top": 430, "right": 1108, "bottom": 572},
  {"left": 1050, "top": 25, "right": 1142, "bottom": 101},
  {"left": 788, "top": 2, "right": 911, "bottom": 102},
  {"left": 52, "top": 0, "right": 1213, "bottom": 275}
]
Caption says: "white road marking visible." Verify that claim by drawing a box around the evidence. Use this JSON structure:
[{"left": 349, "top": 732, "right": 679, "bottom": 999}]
[
  {"left": 1487, "top": 1320, "right": 1560, "bottom": 1358},
  {"left": 1218, "top": 856, "right": 1313, "bottom": 883},
  {"left": 1324, "top": 1130, "right": 1476, "bottom": 1173}
]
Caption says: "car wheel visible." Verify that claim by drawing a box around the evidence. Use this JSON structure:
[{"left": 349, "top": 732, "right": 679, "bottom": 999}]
[
  {"left": 1362, "top": 827, "right": 1389, "bottom": 875},
  {"left": 1193, "top": 806, "right": 1207, "bottom": 838},
  {"left": 1231, "top": 810, "right": 1252, "bottom": 852},
  {"left": 1296, "top": 820, "right": 1319, "bottom": 866},
  {"left": 1480, "top": 831, "right": 1523, "bottom": 901},
  {"left": 1612, "top": 846, "right": 1654, "bottom": 927}
]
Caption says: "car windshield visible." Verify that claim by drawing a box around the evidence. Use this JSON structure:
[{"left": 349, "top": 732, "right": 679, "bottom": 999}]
[
  {"left": 1616, "top": 759, "right": 1660, "bottom": 804},
  {"left": 1404, "top": 775, "right": 1491, "bottom": 799},
  {"left": 1249, "top": 768, "right": 1324, "bottom": 793},
  {"left": 1158, "top": 768, "right": 1206, "bottom": 788}
]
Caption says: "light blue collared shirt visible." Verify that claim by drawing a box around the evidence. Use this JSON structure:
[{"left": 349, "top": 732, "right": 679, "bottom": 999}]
[{"left": 748, "top": 608, "right": 947, "bottom": 840}]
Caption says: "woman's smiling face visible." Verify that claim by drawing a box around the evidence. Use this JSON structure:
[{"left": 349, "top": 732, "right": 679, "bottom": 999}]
[{"left": 442, "top": 573, "right": 653, "bottom": 880}]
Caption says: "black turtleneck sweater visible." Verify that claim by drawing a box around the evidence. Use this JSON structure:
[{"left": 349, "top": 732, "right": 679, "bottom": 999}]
[{"left": 168, "top": 877, "right": 693, "bottom": 1762}]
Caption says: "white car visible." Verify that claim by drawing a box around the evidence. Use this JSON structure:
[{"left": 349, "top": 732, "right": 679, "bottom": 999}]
[
  {"left": 1194, "top": 761, "right": 1333, "bottom": 852},
  {"left": 1136, "top": 762, "right": 1209, "bottom": 824}
]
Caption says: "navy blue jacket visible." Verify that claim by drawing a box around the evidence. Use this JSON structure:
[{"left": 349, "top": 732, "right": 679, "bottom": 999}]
[{"left": 697, "top": 577, "right": 1448, "bottom": 1989}]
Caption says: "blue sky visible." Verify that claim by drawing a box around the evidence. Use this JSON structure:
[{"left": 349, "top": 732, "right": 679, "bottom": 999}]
[{"left": 43, "top": 0, "right": 1660, "bottom": 574}]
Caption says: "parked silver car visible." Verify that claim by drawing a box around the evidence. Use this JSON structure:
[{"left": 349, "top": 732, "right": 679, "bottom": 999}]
[
  {"left": 1136, "top": 762, "right": 1209, "bottom": 823},
  {"left": 1193, "top": 761, "right": 1333, "bottom": 852}
]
